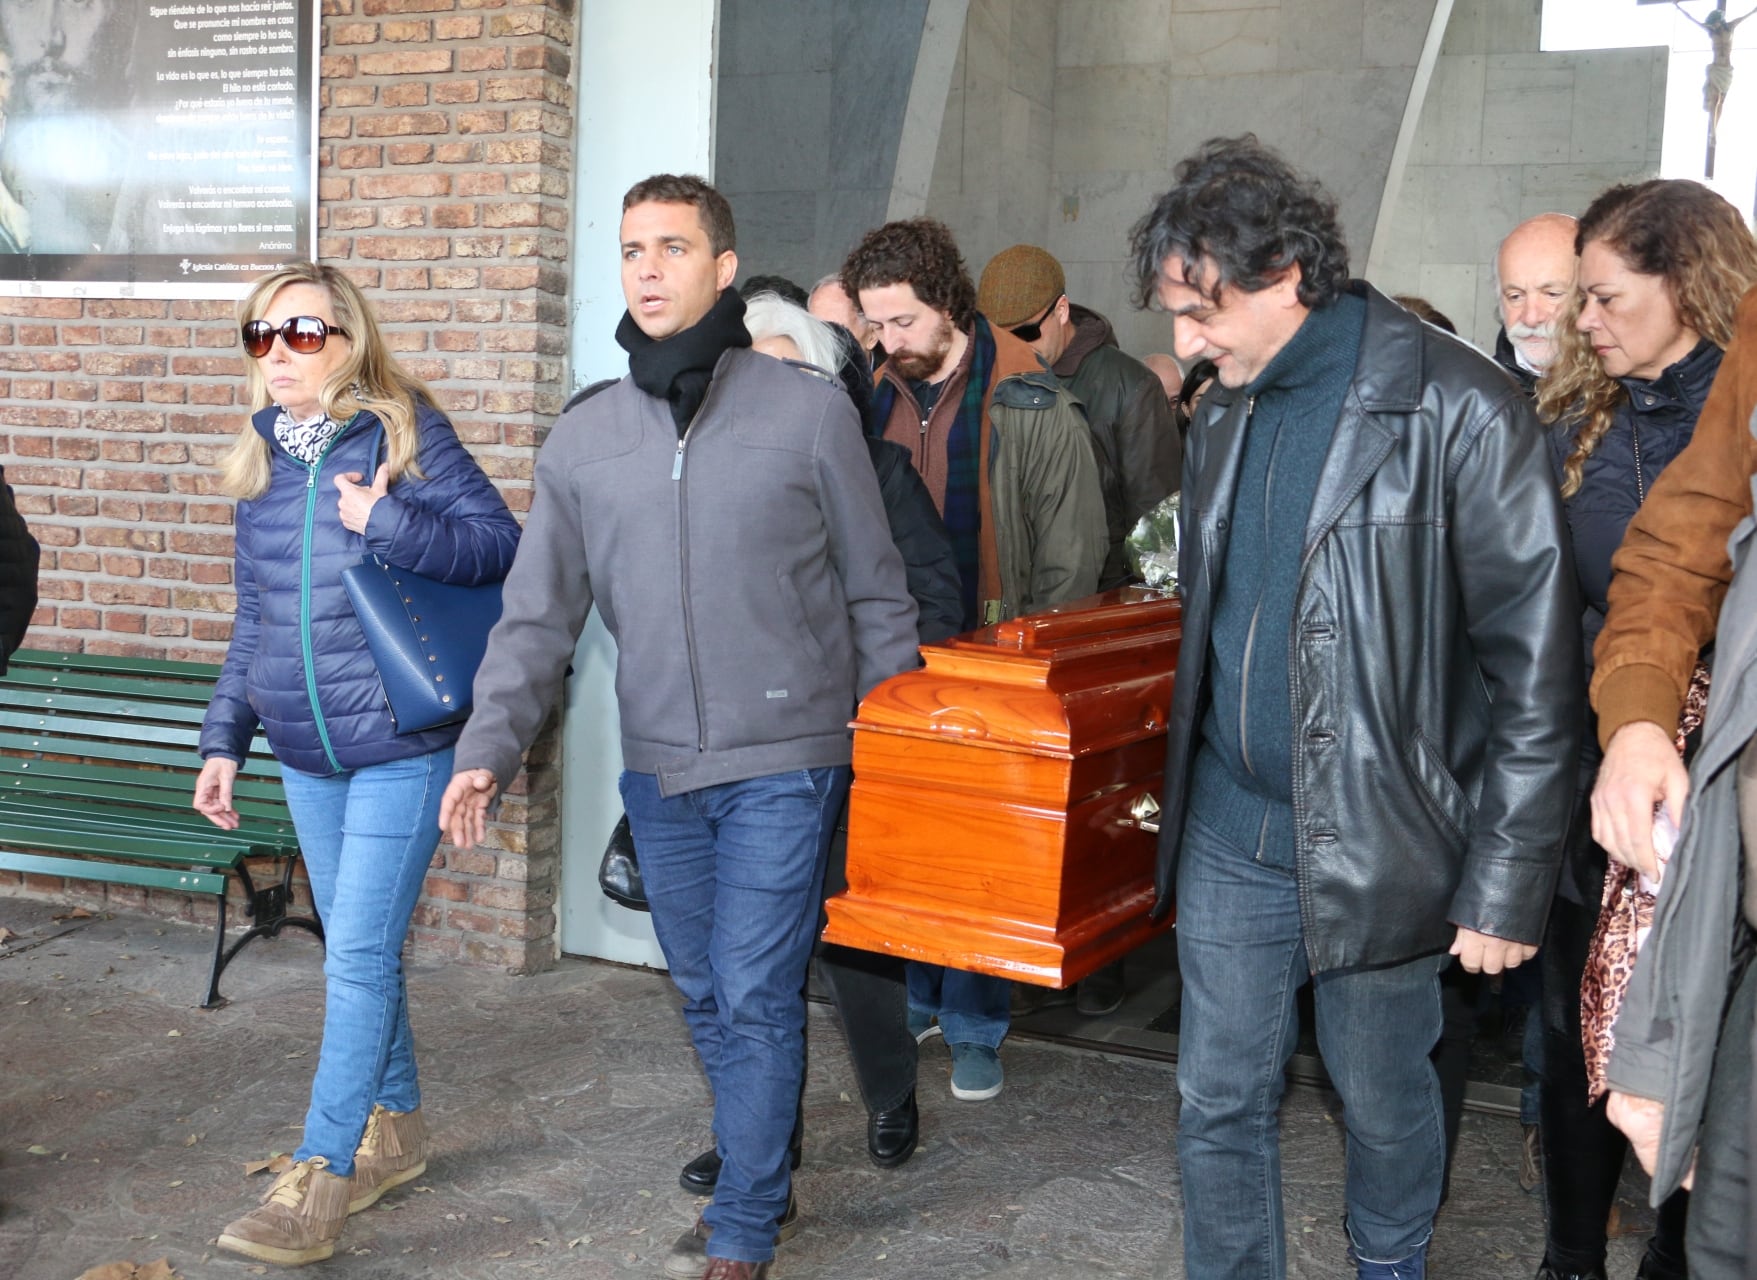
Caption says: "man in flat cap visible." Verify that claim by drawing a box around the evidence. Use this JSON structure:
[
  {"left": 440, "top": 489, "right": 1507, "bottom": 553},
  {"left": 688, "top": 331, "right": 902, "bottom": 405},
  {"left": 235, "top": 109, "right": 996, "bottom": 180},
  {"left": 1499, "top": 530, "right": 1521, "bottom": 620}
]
[{"left": 978, "top": 244, "right": 1181, "bottom": 590}]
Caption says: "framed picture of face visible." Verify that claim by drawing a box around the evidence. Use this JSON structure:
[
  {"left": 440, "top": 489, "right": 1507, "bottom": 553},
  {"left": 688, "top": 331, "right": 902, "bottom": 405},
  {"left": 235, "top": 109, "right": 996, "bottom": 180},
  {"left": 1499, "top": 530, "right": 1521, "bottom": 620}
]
[{"left": 0, "top": 0, "right": 319, "bottom": 299}]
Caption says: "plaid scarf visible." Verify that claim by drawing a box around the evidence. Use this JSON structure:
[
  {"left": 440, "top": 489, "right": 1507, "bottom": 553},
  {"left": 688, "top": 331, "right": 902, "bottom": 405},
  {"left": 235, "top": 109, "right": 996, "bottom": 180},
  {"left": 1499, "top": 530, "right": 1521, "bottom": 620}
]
[{"left": 870, "top": 316, "right": 995, "bottom": 629}]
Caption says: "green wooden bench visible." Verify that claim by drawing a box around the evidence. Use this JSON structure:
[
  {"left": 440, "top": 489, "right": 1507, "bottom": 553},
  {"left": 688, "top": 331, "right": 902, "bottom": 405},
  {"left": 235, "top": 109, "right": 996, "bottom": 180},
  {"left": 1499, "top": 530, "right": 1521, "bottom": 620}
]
[{"left": 0, "top": 648, "right": 322, "bottom": 1007}]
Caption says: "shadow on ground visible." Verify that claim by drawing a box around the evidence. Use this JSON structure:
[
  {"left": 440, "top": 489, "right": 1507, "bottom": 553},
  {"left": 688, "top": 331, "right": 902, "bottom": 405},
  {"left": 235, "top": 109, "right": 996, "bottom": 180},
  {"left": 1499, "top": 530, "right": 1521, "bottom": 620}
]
[{"left": 0, "top": 899, "right": 1657, "bottom": 1279}]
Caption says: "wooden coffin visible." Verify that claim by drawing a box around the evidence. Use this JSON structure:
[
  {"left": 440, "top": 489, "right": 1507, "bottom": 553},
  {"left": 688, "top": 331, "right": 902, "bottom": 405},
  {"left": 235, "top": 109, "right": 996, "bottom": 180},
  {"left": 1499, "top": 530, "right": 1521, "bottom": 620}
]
[{"left": 822, "top": 587, "right": 1181, "bottom": 987}]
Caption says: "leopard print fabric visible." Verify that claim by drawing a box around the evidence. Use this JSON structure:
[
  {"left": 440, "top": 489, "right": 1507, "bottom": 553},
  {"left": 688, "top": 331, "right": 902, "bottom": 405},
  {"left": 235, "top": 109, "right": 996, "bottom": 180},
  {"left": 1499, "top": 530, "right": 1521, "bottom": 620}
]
[{"left": 1581, "top": 657, "right": 1711, "bottom": 1103}]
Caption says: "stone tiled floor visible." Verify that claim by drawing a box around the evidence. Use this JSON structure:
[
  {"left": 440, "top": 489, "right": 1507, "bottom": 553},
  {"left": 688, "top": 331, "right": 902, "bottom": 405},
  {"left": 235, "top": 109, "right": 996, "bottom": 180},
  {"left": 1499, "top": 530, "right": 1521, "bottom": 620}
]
[{"left": 0, "top": 898, "right": 1659, "bottom": 1279}]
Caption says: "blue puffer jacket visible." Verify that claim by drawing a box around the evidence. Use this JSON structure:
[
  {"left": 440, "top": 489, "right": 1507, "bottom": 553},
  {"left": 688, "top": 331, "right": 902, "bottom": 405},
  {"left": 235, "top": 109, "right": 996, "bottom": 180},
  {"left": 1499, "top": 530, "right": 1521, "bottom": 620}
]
[{"left": 200, "top": 402, "right": 521, "bottom": 776}]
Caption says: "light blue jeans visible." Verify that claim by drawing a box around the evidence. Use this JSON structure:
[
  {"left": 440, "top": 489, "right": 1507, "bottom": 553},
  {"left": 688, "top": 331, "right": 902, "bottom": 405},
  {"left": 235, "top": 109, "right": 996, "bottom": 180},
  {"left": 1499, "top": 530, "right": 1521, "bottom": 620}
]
[
  {"left": 905, "top": 962, "right": 1011, "bottom": 1049},
  {"left": 281, "top": 746, "right": 451, "bottom": 1176},
  {"left": 621, "top": 766, "right": 847, "bottom": 1266},
  {"left": 1175, "top": 811, "right": 1445, "bottom": 1278}
]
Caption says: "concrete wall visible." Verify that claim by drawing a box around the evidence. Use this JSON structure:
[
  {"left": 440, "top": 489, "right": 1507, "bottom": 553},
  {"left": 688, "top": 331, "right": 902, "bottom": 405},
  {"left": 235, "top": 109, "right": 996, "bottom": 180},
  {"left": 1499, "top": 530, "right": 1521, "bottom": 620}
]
[
  {"left": 1370, "top": 0, "right": 1667, "bottom": 349},
  {"left": 714, "top": 0, "right": 933, "bottom": 288},
  {"left": 923, "top": 0, "right": 1445, "bottom": 358}
]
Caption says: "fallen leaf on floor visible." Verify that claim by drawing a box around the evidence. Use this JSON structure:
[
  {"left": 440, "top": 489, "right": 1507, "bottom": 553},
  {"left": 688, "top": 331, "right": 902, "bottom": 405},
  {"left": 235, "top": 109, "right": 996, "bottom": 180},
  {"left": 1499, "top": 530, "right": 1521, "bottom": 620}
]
[
  {"left": 243, "top": 1153, "right": 293, "bottom": 1177},
  {"left": 183, "top": 1133, "right": 202, "bottom": 1147},
  {"left": 166, "top": 1180, "right": 184, "bottom": 1188},
  {"left": 527, "top": 1238, "right": 549, "bottom": 1246},
  {"left": 165, "top": 1030, "right": 182, "bottom": 1038},
  {"left": 489, "top": 1251, "right": 512, "bottom": 1259},
  {"left": 491, "top": 1215, "right": 511, "bottom": 1223},
  {"left": 26, "top": 1145, "right": 50, "bottom": 1155},
  {"left": 636, "top": 1188, "right": 652, "bottom": 1198},
  {"left": 413, "top": 1185, "right": 434, "bottom": 1193},
  {"left": 53, "top": 906, "right": 95, "bottom": 921},
  {"left": 73, "top": 1261, "right": 180, "bottom": 1280},
  {"left": 0, "top": 926, "right": 13, "bottom": 945}
]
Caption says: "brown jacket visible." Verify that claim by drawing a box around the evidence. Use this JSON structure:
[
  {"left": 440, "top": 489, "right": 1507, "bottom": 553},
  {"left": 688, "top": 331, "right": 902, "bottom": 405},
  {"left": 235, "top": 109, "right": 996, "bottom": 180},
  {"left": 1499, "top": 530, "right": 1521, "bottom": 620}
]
[{"left": 1591, "top": 284, "right": 1757, "bottom": 746}]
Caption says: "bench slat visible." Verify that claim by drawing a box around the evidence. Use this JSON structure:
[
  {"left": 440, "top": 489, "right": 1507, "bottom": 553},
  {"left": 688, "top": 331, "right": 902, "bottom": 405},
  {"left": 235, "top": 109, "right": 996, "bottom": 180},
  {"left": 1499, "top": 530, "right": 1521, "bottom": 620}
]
[
  {"left": 0, "top": 795, "right": 296, "bottom": 850},
  {"left": 8, "top": 650, "right": 224, "bottom": 681},
  {"left": 0, "top": 667, "right": 226, "bottom": 708},
  {"left": 0, "top": 824, "right": 245, "bottom": 870},
  {"left": 0, "top": 850, "right": 228, "bottom": 895},
  {"left": 0, "top": 686, "right": 213, "bottom": 725}
]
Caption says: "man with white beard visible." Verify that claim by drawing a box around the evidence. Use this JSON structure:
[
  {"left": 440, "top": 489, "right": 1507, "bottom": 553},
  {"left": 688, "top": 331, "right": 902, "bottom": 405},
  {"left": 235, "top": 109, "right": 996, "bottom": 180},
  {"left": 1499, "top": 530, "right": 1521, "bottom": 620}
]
[{"left": 1493, "top": 213, "right": 1579, "bottom": 395}]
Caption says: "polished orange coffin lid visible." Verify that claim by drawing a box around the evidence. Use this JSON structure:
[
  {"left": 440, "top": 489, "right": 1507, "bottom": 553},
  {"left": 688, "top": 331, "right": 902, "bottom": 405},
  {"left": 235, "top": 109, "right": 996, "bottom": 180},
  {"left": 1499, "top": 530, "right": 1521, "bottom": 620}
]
[{"left": 822, "top": 588, "right": 1180, "bottom": 987}]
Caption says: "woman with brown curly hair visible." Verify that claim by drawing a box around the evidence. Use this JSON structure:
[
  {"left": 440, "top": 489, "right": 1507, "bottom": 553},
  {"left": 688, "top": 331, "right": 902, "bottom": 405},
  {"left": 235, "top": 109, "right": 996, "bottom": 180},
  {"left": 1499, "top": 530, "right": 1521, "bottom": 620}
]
[{"left": 1532, "top": 179, "right": 1757, "bottom": 1280}]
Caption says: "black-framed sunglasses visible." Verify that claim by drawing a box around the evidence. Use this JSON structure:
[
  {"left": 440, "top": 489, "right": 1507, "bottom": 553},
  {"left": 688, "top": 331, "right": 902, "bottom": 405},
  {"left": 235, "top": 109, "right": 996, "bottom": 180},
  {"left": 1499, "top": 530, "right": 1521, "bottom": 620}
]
[
  {"left": 1009, "top": 295, "right": 1063, "bottom": 344},
  {"left": 241, "top": 316, "right": 350, "bottom": 358}
]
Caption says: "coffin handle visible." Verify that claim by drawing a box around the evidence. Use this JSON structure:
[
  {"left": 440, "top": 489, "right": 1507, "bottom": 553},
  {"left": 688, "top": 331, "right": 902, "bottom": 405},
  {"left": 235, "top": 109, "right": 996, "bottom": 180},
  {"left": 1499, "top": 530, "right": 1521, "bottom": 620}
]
[{"left": 1125, "top": 792, "right": 1161, "bottom": 834}]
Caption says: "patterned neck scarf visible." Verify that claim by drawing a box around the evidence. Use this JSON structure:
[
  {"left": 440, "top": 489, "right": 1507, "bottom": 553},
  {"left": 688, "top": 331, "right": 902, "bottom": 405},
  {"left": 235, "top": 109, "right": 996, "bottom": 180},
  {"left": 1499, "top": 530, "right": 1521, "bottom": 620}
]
[{"left": 273, "top": 408, "right": 344, "bottom": 467}]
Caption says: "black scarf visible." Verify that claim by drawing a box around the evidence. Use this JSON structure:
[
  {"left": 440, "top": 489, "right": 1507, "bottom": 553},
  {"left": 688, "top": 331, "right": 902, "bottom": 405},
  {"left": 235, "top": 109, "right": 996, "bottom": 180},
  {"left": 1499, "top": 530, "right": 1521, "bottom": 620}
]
[{"left": 615, "top": 288, "right": 751, "bottom": 436}]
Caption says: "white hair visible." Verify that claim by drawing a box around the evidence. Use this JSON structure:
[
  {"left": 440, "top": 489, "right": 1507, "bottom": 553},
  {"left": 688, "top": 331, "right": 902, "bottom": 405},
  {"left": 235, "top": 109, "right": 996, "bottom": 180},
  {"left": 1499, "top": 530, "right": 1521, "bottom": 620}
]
[{"left": 743, "top": 291, "right": 842, "bottom": 375}]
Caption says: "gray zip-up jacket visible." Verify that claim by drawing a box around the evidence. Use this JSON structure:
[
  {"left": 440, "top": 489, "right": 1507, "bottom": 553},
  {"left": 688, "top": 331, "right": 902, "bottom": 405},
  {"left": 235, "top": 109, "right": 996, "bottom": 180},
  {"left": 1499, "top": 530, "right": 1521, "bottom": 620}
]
[{"left": 455, "top": 348, "right": 919, "bottom": 797}]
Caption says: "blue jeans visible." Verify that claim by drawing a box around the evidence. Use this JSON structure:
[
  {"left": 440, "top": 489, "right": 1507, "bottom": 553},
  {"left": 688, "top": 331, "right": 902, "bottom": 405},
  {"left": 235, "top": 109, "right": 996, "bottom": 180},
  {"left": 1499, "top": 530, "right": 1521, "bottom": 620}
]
[
  {"left": 620, "top": 766, "right": 848, "bottom": 1265},
  {"left": 1175, "top": 812, "right": 1445, "bottom": 1278},
  {"left": 906, "top": 962, "right": 1011, "bottom": 1048},
  {"left": 280, "top": 746, "right": 451, "bottom": 1176}
]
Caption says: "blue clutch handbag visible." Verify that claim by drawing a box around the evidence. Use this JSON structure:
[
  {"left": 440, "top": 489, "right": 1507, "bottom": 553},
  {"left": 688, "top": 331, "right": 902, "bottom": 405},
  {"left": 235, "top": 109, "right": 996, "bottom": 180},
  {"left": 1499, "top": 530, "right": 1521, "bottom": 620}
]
[{"left": 340, "top": 424, "right": 504, "bottom": 734}]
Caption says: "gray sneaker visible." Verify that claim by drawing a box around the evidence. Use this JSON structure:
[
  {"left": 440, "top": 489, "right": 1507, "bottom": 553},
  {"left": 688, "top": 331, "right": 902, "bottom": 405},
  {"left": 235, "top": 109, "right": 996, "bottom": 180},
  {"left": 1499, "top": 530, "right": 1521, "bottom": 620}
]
[{"left": 948, "top": 1043, "right": 1003, "bottom": 1101}]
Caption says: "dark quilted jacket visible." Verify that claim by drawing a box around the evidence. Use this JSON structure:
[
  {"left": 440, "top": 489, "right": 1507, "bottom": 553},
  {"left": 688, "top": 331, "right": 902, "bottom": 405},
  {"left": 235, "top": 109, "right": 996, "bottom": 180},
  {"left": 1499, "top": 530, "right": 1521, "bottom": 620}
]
[{"left": 199, "top": 402, "right": 521, "bottom": 775}]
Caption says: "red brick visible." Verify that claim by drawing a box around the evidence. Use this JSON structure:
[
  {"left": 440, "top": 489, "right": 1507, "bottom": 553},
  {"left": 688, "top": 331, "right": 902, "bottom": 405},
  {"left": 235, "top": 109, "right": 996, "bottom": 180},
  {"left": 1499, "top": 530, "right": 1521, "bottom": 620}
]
[
  {"left": 380, "top": 205, "right": 428, "bottom": 229},
  {"left": 433, "top": 15, "right": 482, "bottom": 38},
  {"left": 433, "top": 81, "right": 481, "bottom": 105},
  {"left": 337, "top": 144, "right": 383, "bottom": 168},
  {"left": 333, "top": 22, "right": 379, "bottom": 44},
  {"left": 358, "top": 173, "right": 451, "bottom": 199},
  {"left": 387, "top": 143, "right": 434, "bottom": 165},
  {"left": 382, "top": 83, "right": 431, "bottom": 107},
  {"left": 355, "top": 237, "right": 450, "bottom": 261}
]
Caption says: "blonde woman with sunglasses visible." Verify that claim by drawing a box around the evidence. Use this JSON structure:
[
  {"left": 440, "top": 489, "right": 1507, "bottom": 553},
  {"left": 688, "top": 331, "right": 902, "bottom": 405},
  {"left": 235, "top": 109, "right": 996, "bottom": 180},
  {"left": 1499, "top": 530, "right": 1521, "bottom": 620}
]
[{"left": 194, "top": 262, "right": 520, "bottom": 1264}]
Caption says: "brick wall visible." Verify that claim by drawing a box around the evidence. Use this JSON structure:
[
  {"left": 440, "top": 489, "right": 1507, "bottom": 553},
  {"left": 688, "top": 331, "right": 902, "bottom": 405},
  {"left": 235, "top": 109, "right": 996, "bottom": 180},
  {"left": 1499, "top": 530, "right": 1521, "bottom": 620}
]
[{"left": 0, "top": 0, "right": 579, "bottom": 973}]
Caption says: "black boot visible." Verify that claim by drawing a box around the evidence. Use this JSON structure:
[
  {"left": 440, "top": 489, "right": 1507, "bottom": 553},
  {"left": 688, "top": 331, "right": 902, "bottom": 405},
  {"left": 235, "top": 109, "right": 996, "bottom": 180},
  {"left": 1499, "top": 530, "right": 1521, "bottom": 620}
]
[
  {"left": 678, "top": 1108, "right": 805, "bottom": 1194},
  {"left": 866, "top": 1090, "right": 918, "bottom": 1168}
]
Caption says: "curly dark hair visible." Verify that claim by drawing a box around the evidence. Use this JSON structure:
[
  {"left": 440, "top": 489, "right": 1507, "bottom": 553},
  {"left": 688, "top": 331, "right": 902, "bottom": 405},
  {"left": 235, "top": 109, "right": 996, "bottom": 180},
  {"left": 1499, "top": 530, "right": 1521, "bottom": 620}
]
[
  {"left": 1127, "top": 135, "right": 1350, "bottom": 311},
  {"left": 1537, "top": 179, "right": 1757, "bottom": 498},
  {"left": 622, "top": 173, "right": 736, "bottom": 256},
  {"left": 839, "top": 218, "right": 977, "bottom": 330}
]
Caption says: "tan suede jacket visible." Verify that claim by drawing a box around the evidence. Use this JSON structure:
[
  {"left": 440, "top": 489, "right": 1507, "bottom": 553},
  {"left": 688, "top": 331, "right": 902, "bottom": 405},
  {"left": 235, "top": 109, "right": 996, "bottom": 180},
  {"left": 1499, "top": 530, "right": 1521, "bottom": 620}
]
[{"left": 1591, "top": 284, "right": 1757, "bottom": 746}]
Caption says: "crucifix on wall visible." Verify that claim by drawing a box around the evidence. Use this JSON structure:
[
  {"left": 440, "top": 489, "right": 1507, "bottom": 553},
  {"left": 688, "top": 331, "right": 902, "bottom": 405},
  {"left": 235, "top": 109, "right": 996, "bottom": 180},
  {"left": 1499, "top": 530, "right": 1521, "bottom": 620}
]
[{"left": 1643, "top": 0, "right": 1757, "bottom": 176}]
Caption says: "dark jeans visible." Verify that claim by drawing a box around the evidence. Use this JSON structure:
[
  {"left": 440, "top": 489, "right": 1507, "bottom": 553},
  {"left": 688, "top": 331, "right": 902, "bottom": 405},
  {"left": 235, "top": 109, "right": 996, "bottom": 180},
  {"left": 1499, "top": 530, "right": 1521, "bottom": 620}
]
[
  {"left": 1539, "top": 891, "right": 1688, "bottom": 1274},
  {"left": 815, "top": 806, "right": 916, "bottom": 1114},
  {"left": 1687, "top": 951, "right": 1755, "bottom": 1279},
  {"left": 621, "top": 766, "right": 848, "bottom": 1265},
  {"left": 1174, "top": 812, "right": 1445, "bottom": 1277}
]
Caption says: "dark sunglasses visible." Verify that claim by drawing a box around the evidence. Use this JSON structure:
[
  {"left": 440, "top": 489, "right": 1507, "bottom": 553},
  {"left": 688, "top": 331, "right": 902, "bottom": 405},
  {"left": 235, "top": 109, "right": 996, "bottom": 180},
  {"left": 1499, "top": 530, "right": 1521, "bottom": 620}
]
[
  {"left": 1009, "top": 295, "right": 1063, "bottom": 344},
  {"left": 241, "top": 316, "right": 350, "bottom": 358}
]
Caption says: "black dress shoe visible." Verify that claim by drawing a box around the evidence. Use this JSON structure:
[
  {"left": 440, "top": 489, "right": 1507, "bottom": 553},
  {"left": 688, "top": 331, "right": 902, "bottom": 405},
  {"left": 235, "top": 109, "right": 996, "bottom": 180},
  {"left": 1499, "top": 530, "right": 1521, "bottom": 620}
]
[
  {"left": 678, "top": 1115, "right": 805, "bottom": 1193},
  {"left": 867, "top": 1090, "right": 919, "bottom": 1168},
  {"left": 1535, "top": 1261, "right": 1607, "bottom": 1280}
]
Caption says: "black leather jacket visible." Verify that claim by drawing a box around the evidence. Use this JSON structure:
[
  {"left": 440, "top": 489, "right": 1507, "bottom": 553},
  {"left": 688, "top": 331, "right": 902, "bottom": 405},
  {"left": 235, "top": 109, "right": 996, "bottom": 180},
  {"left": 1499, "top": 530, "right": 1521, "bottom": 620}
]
[{"left": 1152, "top": 285, "right": 1583, "bottom": 972}]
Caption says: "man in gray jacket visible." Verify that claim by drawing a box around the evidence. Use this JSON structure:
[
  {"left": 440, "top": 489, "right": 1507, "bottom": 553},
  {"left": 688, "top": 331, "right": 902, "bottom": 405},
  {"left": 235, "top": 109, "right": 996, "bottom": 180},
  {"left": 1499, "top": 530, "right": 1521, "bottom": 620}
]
[{"left": 441, "top": 174, "right": 919, "bottom": 1280}]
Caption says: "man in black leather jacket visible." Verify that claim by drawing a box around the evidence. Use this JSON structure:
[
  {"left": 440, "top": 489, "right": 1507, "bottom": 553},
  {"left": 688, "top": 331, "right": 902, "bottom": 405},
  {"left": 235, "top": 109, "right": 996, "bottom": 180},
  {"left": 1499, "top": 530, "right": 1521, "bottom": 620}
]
[{"left": 1129, "top": 136, "right": 1581, "bottom": 1280}]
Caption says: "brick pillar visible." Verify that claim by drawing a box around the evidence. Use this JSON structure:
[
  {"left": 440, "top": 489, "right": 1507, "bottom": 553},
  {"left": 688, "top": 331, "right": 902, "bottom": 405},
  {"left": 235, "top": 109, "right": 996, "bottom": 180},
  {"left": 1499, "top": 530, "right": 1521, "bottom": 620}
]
[{"left": 0, "top": 0, "right": 579, "bottom": 972}]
